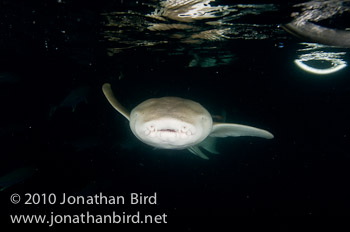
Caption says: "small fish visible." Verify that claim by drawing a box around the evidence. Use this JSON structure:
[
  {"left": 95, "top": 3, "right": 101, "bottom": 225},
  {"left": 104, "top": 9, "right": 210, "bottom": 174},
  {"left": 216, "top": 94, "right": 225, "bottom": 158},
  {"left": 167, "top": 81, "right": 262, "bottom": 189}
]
[
  {"left": 0, "top": 167, "right": 38, "bottom": 191},
  {"left": 67, "top": 136, "right": 104, "bottom": 152},
  {"left": 76, "top": 181, "right": 98, "bottom": 197},
  {"left": 50, "top": 85, "right": 90, "bottom": 116},
  {"left": 0, "top": 72, "right": 21, "bottom": 84}
]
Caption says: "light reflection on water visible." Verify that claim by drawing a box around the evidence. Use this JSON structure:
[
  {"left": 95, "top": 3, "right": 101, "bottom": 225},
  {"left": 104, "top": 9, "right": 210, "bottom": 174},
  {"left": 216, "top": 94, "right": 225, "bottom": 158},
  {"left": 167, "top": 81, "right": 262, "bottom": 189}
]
[
  {"left": 101, "top": 0, "right": 282, "bottom": 54},
  {"left": 294, "top": 43, "right": 347, "bottom": 75}
]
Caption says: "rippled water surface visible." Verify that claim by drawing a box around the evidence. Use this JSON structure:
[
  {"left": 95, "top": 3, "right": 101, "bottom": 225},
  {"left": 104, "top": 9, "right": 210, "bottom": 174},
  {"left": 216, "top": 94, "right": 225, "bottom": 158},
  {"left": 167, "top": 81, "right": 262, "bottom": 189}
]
[{"left": 0, "top": 0, "right": 350, "bottom": 230}]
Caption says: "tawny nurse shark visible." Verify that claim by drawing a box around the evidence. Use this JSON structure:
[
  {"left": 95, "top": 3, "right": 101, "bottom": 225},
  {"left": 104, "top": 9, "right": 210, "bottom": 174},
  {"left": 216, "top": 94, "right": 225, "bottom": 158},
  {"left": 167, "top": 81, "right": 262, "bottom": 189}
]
[{"left": 102, "top": 83, "right": 273, "bottom": 159}]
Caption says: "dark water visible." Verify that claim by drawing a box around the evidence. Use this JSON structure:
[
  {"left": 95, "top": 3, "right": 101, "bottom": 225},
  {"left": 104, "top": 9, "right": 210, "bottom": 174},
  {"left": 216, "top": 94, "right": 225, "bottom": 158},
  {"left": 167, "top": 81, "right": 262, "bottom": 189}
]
[{"left": 0, "top": 0, "right": 350, "bottom": 230}]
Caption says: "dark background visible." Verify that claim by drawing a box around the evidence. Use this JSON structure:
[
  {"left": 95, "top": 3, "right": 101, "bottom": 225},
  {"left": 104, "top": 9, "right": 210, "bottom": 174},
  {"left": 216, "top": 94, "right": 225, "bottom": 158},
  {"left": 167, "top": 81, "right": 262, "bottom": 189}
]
[{"left": 0, "top": 0, "right": 349, "bottom": 230}]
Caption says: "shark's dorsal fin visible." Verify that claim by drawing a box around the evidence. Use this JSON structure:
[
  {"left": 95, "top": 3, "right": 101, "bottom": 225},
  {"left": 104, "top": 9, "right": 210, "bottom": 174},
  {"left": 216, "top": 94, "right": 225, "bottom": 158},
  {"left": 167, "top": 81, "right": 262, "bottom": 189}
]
[
  {"left": 102, "top": 83, "right": 130, "bottom": 120},
  {"left": 210, "top": 123, "right": 274, "bottom": 139}
]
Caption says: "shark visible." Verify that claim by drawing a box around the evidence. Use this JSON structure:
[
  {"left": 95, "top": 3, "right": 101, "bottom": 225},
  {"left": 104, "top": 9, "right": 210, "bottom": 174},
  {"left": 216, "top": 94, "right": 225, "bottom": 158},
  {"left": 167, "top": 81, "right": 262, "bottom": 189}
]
[{"left": 102, "top": 83, "right": 273, "bottom": 159}]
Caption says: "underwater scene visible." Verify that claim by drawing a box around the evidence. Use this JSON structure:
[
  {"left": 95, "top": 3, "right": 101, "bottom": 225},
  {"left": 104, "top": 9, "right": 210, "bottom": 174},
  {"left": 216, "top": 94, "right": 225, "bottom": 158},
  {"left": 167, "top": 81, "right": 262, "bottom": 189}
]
[{"left": 0, "top": 0, "right": 350, "bottom": 230}]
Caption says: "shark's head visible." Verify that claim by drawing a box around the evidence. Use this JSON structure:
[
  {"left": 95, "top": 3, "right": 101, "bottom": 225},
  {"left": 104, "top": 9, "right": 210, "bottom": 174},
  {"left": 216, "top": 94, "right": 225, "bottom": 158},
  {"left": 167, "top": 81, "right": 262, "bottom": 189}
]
[{"left": 129, "top": 97, "right": 213, "bottom": 149}]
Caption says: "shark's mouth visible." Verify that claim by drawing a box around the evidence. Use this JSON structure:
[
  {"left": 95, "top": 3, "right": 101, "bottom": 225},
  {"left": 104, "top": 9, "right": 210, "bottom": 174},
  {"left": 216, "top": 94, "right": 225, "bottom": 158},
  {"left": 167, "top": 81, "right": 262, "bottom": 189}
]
[
  {"left": 131, "top": 118, "right": 205, "bottom": 149},
  {"left": 144, "top": 124, "right": 194, "bottom": 140},
  {"left": 160, "top": 129, "right": 176, "bottom": 132}
]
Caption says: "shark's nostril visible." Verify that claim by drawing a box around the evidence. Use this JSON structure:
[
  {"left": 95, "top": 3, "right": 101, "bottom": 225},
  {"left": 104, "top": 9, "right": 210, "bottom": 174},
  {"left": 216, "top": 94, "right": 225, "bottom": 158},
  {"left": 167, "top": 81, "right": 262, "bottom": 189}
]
[{"left": 180, "top": 126, "right": 189, "bottom": 134}]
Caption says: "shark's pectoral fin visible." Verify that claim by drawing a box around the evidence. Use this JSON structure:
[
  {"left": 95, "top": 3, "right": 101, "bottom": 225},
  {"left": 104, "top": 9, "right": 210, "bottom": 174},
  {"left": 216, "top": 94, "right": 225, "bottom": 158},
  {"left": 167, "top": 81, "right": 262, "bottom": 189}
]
[
  {"left": 102, "top": 83, "right": 130, "bottom": 120},
  {"left": 187, "top": 146, "right": 209, "bottom": 160},
  {"left": 210, "top": 123, "right": 274, "bottom": 139},
  {"left": 198, "top": 136, "right": 219, "bottom": 154}
]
